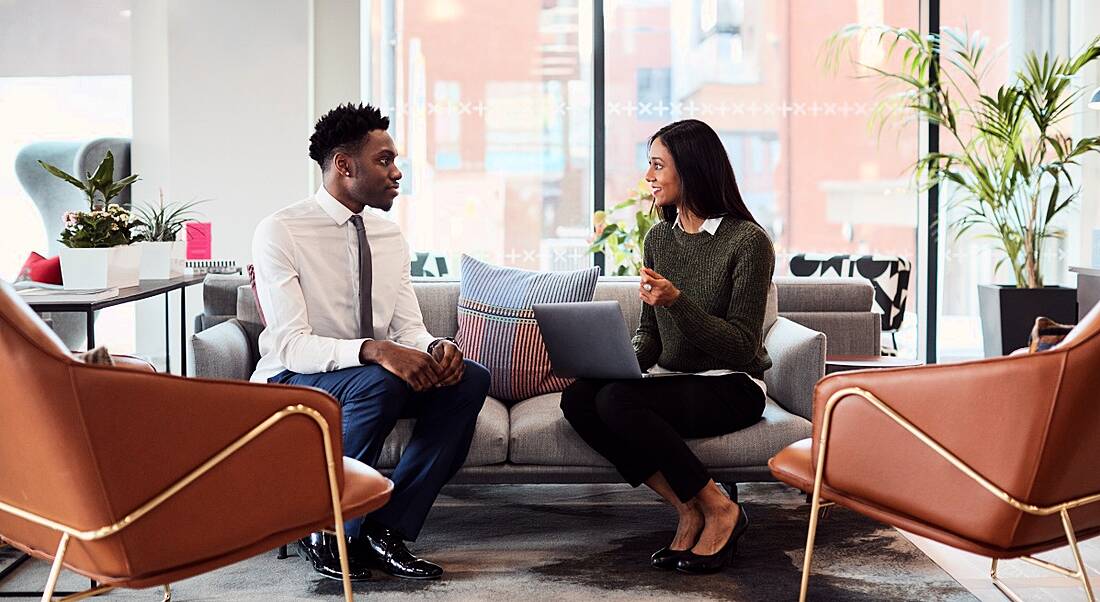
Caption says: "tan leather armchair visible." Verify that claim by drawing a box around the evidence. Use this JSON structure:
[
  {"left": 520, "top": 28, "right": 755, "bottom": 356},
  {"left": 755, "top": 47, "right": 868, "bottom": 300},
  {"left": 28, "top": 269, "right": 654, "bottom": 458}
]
[
  {"left": 770, "top": 302, "right": 1100, "bottom": 602},
  {"left": 0, "top": 280, "right": 393, "bottom": 601}
]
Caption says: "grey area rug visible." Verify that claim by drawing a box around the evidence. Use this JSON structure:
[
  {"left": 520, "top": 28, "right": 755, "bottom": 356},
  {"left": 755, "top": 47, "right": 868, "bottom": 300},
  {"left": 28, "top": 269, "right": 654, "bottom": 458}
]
[{"left": 1, "top": 483, "right": 974, "bottom": 601}]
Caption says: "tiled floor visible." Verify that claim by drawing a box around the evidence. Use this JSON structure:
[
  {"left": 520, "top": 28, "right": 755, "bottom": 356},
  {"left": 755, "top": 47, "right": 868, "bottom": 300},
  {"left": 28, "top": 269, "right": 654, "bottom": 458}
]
[{"left": 901, "top": 530, "right": 1100, "bottom": 601}]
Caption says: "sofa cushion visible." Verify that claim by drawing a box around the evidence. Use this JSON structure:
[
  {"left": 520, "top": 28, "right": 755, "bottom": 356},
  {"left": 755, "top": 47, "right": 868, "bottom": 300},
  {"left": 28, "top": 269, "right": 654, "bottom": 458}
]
[
  {"left": 455, "top": 255, "right": 599, "bottom": 402},
  {"left": 687, "top": 398, "right": 812, "bottom": 466},
  {"left": 508, "top": 393, "right": 811, "bottom": 468},
  {"left": 203, "top": 274, "right": 250, "bottom": 318},
  {"left": 376, "top": 396, "right": 509, "bottom": 468},
  {"left": 191, "top": 319, "right": 255, "bottom": 381},
  {"left": 236, "top": 285, "right": 263, "bottom": 326},
  {"left": 508, "top": 393, "right": 612, "bottom": 466},
  {"left": 773, "top": 276, "right": 872, "bottom": 313},
  {"left": 414, "top": 280, "right": 461, "bottom": 338}
]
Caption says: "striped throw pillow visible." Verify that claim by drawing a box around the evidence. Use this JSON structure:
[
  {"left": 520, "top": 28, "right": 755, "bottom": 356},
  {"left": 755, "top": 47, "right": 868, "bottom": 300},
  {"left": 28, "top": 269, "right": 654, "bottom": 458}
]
[{"left": 456, "top": 255, "right": 600, "bottom": 402}]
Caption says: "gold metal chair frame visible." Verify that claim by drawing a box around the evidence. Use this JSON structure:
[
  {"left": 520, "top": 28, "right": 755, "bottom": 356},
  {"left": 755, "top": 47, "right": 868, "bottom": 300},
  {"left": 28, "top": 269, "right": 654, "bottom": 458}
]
[
  {"left": 799, "top": 387, "right": 1099, "bottom": 602},
  {"left": 0, "top": 404, "right": 357, "bottom": 602}
]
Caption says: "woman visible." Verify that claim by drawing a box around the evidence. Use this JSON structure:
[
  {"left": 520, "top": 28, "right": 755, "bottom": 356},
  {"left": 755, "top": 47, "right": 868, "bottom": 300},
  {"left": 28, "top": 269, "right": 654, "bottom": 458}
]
[{"left": 560, "top": 119, "right": 774, "bottom": 574}]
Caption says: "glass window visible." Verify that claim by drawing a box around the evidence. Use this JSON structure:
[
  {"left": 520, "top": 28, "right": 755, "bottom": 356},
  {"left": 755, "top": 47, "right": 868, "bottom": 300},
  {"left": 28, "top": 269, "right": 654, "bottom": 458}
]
[
  {"left": 636, "top": 67, "right": 671, "bottom": 118},
  {"left": 937, "top": 0, "right": 1078, "bottom": 361},
  {"left": 365, "top": 0, "right": 593, "bottom": 273},
  {"left": 605, "top": 0, "right": 922, "bottom": 357},
  {"left": 700, "top": 0, "right": 745, "bottom": 39},
  {"left": 432, "top": 80, "right": 463, "bottom": 170}
]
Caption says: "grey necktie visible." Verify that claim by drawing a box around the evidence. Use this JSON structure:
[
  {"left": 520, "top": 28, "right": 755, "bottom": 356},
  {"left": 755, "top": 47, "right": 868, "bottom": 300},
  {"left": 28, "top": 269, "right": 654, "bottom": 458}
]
[{"left": 348, "top": 214, "right": 375, "bottom": 339}]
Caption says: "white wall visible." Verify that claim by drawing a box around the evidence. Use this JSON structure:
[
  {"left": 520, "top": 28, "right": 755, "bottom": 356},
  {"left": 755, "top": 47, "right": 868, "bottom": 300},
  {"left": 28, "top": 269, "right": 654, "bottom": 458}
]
[
  {"left": 133, "top": 0, "right": 367, "bottom": 263},
  {"left": 163, "top": 0, "right": 314, "bottom": 262},
  {"left": 130, "top": 0, "right": 312, "bottom": 369},
  {"left": 131, "top": 0, "right": 173, "bottom": 368},
  {"left": 130, "top": 0, "right": 361, "bottom": 369},
  {"left": 0, "top": 0, "right": 132, "bottom": 77},
  {"left": 313, "top": 0, "right": 362, "bottom": 188}
]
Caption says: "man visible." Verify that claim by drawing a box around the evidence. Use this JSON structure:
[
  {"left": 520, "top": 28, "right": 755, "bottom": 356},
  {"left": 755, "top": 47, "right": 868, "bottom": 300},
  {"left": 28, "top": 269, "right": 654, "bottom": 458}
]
[{"left": 250, "top": 103, "right": 490, "bottom": 581}]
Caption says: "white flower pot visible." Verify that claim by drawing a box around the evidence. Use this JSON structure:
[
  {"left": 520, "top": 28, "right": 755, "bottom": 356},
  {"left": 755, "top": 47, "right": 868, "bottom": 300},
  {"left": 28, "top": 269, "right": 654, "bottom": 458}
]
[
  {"left": 138, "top": 240, "right": 186, "bottom": 280},
  {"left": 60, "top": 245, "right": 142, "bottom": 290}
]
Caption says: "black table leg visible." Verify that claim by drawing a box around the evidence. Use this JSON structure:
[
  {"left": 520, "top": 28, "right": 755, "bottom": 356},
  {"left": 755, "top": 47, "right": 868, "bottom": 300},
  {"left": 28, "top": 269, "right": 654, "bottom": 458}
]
[
  {"left": 85, "top": 311, "right": 95, "bottom": 349},
  {"left": 164, "top": 294, "right": 171, "bottom": 373},
  {"left": 0, "top": 553, "right": 29, "bottom": 583},
  {"left": 180, "top": 287, "right": 187, "bottom": 376},
  {"left": 0, "top": 552, "right": 85, "bottom": 598}
]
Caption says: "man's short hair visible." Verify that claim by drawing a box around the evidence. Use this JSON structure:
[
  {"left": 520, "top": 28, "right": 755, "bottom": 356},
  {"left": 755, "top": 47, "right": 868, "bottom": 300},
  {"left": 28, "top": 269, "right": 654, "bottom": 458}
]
[{"left": 308, "top": 103, "right": 390, "bottom": 170}]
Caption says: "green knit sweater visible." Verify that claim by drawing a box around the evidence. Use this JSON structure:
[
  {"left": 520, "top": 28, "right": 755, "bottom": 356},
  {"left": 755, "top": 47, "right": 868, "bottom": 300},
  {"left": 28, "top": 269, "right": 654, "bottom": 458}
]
[{"left": 633, "top": 217, "right": 775, "bottom": 378}]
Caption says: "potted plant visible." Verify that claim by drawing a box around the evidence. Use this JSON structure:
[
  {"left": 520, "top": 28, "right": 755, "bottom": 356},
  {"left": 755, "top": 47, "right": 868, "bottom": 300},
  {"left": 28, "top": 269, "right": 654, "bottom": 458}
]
[
  {"left": 57, "top": 204, "right": 141, "bottom": 289},
  {"left": 588, "top": 180, "right": 658, "bottom": 276},
  {"left": 40, "top": 151, "right": 142, "bottom": 289},
  {"left": 132, "top": 191, "right": 206, "bottom": 279},
  {"left": 826, "top": 27, "right": 1100, "bottom": 355}
]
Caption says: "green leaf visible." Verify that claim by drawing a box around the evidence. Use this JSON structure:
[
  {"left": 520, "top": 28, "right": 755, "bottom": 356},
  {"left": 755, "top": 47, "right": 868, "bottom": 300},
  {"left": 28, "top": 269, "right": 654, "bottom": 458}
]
[
  {"left": 37, "top": 160, "right": 86, "bottom": 191},
  {"left": 105, "top": 174, "right": 140, "bottom": 200},
  {"left": 612, "top": 198, "right": 638, "bottom": 211},
  {"left": 590, "top": 223, "right": 620, "bottom": 248},
  {"left": 89, "top": 150, "right": 115, "bottom": 189}
]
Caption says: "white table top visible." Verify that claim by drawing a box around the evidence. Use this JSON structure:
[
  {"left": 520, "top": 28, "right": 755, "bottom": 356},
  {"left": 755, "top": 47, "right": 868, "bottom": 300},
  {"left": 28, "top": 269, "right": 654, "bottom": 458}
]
[{"left": 1070, "top": 266, "right": 1100, "bottom": 277}]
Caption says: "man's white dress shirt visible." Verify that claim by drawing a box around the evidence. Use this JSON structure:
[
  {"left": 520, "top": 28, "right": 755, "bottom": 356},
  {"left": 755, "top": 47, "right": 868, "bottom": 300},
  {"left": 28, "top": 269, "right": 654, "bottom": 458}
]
[{"left": 250, "top": 185, "right": 436, "bottom": 383}]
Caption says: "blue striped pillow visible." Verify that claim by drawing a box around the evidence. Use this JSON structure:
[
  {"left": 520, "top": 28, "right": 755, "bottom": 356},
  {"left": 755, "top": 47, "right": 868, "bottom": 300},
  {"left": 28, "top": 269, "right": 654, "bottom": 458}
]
[{"left": 455, "top": 255, "right": 600, "bottom": 402}]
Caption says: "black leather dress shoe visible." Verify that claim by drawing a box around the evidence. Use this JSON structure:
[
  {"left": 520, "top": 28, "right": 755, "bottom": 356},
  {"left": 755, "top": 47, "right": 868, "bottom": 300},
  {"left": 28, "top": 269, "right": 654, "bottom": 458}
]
[
  {"left": 298, "top": 532, "right": 372, "bottom": 581},
  {"left": 651, "top": 546, "right": 690, "bottom": 570},
  {"left": 676, "top": 504, "right": 749, "bottom": 575},
  {"left": 357, "top": 527, "right": 443, "bottom": 580}
]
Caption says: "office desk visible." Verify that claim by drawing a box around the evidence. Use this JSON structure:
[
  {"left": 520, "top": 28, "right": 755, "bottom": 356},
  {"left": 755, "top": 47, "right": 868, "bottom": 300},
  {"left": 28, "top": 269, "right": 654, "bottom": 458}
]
[{"left": 25, "top": 274, "right": 206, "bottom": 375}]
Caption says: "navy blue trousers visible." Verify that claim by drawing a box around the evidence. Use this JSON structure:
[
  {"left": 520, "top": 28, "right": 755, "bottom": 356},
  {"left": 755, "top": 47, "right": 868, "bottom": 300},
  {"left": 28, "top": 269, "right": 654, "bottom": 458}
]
[{"left": 271, "top": 359, "right": 489, "bottom": 540}]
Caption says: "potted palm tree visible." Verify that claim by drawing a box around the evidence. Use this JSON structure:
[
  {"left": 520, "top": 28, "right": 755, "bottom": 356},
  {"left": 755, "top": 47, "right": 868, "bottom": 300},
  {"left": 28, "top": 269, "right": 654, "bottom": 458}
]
[
  {"left": 826, "top": 27, "right": 1100, "bottom": 355},
  {"left": 132, "top": 191, "right": 206, "bottom": 279},
  {"left": 40, "top": 150, "right": 142, "bottom": 289}
]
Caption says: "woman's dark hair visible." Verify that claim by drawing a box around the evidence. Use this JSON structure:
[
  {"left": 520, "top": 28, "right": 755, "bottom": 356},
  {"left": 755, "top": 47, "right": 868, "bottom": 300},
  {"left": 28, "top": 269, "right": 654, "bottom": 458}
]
[
  {"left": 649, "top": 119, "right": 759, "bottom": 227},
  {"left": 309, "top": 103, "right": 390, "bottom": 170}
]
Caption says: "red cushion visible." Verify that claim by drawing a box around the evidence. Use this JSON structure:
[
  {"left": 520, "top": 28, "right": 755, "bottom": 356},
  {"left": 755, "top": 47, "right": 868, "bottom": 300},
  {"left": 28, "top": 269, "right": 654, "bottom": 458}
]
[
  {"left": 247, "top": 264, "right": 267, "bottom": 327},
  {"left": 19, "top": 252, "right": 63, "bottom": 285}
]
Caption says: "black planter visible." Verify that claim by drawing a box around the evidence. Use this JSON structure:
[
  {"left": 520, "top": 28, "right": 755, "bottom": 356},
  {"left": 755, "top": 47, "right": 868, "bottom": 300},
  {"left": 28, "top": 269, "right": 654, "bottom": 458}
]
[{"left": 978, "top": 284, "right": 1077, "bottom": 357}]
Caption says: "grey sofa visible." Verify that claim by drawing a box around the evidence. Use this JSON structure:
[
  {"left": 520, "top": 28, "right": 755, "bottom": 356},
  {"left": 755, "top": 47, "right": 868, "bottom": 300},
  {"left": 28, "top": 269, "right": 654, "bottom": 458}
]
[{"left": 191, "top": 276, "right": 879, "bottom": 488}]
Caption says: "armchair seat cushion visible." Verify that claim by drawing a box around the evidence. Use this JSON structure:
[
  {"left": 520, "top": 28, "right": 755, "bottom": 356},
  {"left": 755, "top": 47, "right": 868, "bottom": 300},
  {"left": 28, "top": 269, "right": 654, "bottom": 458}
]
[
  {"left": 376, "top": 397, "right": 509, "bottom": 468},
  {"left": 508, "top": 394, "right": 811, "bottom": 467},
  {"left": 340, "top": 457, "right": 395, "bottom": 518},
  {"left": 768, "top": 438, "right": 814, "bottom": 492}
]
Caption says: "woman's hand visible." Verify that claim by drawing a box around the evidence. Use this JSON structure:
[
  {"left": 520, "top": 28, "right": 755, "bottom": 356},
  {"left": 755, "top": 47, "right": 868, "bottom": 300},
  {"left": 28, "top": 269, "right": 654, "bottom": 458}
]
[{"left": 639, "top": 267, "right": 681, "bottom": 307}]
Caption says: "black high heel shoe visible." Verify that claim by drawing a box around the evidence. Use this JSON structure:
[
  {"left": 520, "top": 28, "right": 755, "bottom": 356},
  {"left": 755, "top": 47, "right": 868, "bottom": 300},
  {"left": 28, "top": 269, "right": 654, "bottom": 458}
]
[
  {"left": 651, "top": 546, "right": 690, "bottom": 569},
  {"left": 675, "top": 504, "right": 748, "bottom": 574}
]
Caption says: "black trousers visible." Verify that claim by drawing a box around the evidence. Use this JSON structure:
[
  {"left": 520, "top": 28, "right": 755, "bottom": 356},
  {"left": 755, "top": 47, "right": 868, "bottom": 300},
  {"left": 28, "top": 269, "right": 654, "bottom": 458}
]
[{"left": 560, "top": 373, "right": 765, "bottom": 503}]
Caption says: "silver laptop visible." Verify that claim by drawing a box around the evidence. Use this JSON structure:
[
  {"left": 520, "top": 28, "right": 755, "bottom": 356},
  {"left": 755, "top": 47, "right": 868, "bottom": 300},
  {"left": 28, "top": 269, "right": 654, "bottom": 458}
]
[{"left": 534, "top": 301, "right": 659, "bottom": 380}]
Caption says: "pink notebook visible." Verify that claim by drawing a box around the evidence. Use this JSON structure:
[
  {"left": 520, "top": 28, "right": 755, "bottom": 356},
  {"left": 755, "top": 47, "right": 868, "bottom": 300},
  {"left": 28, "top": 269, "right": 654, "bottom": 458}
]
[{"left": 186, "top": 222, "right": 212, "bottom": 260}]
